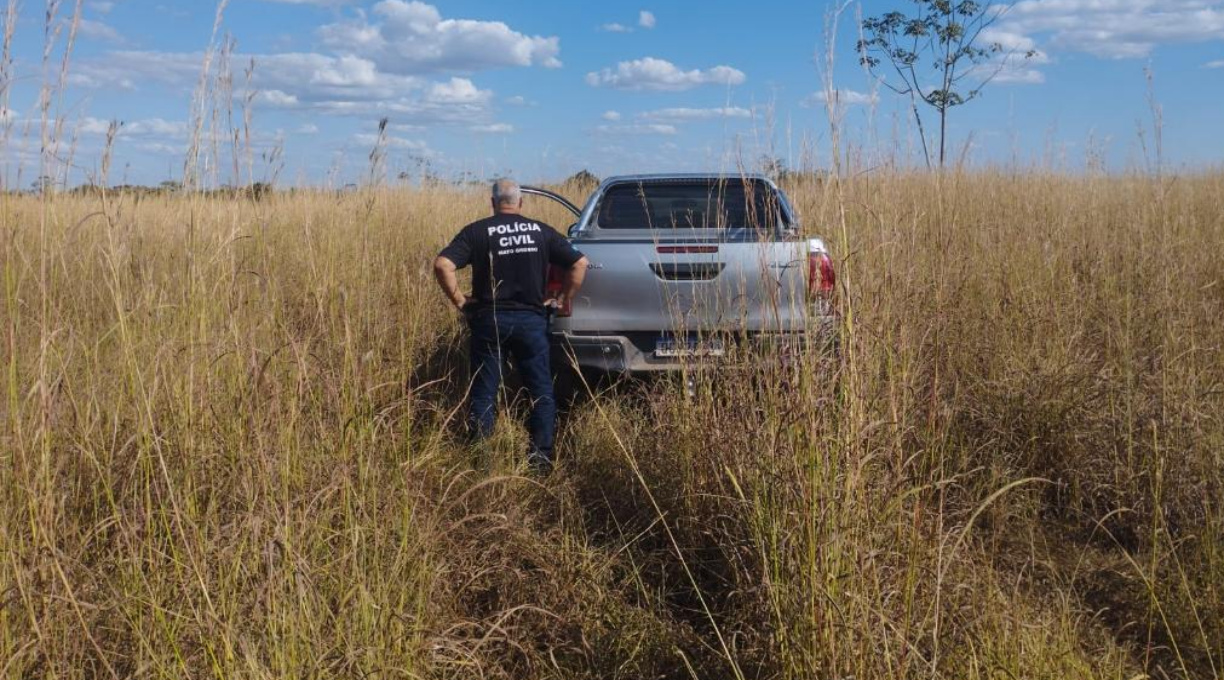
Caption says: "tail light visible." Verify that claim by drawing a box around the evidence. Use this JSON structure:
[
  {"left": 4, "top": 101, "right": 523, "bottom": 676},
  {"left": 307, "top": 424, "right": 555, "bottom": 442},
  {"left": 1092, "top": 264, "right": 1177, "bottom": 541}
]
[
  {"left": 807, "top": 251, "right": 836, "bottom": 301},
  {"left": 546, "top": 265, "right": 572, "bottom": 317}
]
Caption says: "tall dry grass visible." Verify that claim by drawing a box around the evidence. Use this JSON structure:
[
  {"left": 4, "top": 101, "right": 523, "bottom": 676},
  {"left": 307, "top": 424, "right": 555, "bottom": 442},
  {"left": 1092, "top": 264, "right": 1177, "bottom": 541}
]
[{"left": 2, "top": 170, "right": 1221, "bottom": 679}]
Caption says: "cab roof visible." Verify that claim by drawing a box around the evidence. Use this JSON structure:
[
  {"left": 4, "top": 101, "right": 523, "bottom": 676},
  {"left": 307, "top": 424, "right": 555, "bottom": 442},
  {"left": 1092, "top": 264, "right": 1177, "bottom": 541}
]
[{"left": 601, "top": 172, "right": 773, "bottom": 184}]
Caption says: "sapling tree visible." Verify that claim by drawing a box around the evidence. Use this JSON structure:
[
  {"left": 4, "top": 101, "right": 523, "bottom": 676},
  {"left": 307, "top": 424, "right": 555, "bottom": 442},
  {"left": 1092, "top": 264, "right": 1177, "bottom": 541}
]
[{"left": 858, "top": 0, "right": 1033, "bottom": 168}]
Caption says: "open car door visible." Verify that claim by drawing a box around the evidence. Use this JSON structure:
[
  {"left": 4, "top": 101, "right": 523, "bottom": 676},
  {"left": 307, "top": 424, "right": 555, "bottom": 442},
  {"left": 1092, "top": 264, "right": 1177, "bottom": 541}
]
[
  {"left": 520, "top": 186, "right": 583, "bottom": 236},
  {"left": 520, "top": 186, "right": 586, "bottom": 317},
  {"left": 520, "top": 186, "right": 582, "bottom": 218}
]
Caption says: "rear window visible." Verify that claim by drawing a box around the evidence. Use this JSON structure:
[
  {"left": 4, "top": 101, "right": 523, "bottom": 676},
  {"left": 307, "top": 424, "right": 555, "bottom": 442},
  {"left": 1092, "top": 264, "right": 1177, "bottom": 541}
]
[{"left": 595, "top": 180, "right": 782, "bottom": 232}]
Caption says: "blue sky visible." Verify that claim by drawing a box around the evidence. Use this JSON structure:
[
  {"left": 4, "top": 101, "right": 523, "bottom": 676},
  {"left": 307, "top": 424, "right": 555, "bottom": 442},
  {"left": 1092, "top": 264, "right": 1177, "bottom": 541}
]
[{"left": 2, "top": 0, "right": 1223, "bottom": 187}]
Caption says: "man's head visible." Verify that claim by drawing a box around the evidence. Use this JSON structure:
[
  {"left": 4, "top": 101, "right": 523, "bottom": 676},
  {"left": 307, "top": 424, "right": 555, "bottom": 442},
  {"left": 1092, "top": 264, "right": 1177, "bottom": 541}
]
[{"left": 491, "top": 178, "right": 522, "bottom": 214}]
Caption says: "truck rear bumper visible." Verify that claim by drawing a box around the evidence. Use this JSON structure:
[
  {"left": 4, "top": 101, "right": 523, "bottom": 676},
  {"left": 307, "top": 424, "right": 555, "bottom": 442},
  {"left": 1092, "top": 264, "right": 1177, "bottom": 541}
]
[
  {"left": 550, "top": 318, "right": 838, "bottom": 374},
  {"left": 549, "top": 333, "right": 643, "bottom": 375}
]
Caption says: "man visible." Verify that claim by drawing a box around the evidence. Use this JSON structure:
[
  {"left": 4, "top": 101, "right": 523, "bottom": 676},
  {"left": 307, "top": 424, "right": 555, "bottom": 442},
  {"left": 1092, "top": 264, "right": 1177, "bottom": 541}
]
[{"left": 434, "top": 178, "right": 588, "bottom": 474}]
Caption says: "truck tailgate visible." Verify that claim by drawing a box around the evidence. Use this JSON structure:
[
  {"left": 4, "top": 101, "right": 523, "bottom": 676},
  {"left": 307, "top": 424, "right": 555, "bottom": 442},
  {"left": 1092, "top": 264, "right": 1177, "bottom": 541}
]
[{"left": 555, "top": 238, "right": 812, "bottom": 334}]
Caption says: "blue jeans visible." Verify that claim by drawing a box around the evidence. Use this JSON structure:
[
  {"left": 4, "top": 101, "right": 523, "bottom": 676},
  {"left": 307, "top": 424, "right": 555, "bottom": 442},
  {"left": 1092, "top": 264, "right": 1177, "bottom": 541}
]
[{"left": 466, "top": 309, "right": 556, "bottom": 463}]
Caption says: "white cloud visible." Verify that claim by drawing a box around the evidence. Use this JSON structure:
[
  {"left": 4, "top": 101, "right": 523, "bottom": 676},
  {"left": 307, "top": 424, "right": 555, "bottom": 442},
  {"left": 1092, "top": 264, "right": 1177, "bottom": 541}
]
[
  {"left": 602, "top": 110, "right": 622, "bottom": 121},
  {"left": 595, "top": 123, "right": 677, "bottom": 135},
  {"left": 601, "top": 11, "right": 654, "bottom": 32},
  {"left": 126, "top": 119, "right": 189, "bottom": 136},
  {"left": 77, "top": 118, "right": 114, "bottom": 135},
  {"left": 263, "top": 0, "right": 354, "bottom": 4},
  {"left": 68, "top": 71, "right": 137, "bottom": 90},
  {"left": 78, "top": 19, "right": 123, "bottom": 43},
  {"left": 261, "top": 53, "right": 426, "bottom": 103},
  {"left": 970, "top": 26, "right": 1052, "bottom": 84},
  {"left": 309, "top": 54, "right": 380, "bottom": 86},
  {"left": 990, "top": 65, "right": 1047, "bottom": 84},
  {"left": 90, "top": 1, "right": 116, "bottom": 14},
  {"left": 73, "top": 51, "right": 497, "bottom": 126},
  {"left": 980, "top": 26, "right": 1039, "bottom": 54},
  {"left": 505, "top": 95, "right": 528, "bottom": 106},
  {"left": 318, "top": 0, "right": 561, "bottom": 73},
  {"left": 354, "top": 132, "right": 430, "bottom": 152},
  {"left": 802, "top": 89, "right": 877, "bottom": 106},
  {"left": 77, "top": 117, "right": 190, "bottom": 139},
  {"left": 1206, "top": 59, "right": 1224, "bottom": 68},
  {"left": 75, "top": 50, "right": 420, "bottom": 101},
  {"left": 586, "top": 57, "right": 745, "bottom": 91},
  {"left": 993, "top": 0, "right": 1224, "bottom": 59},
  {"left": 258, "top": 90, "right": 300, "bottom": 107},
  {"left": 135, "top": 142, "right": 183, "bottom": 156},
  {"left": 639, "top": 106, "right": 751, "bottom": 120},
  {"left": 426, "top": 77, "right": 491, "bottom": 104},
  {"left": 304, "top": 97, "right": 490, "bottom": 123},
  {"left": 296, "top": 123, "right": 320, "bottom": 134},
  {"left": 0, "top": 107, "right": 15, "bottom": 125},
  {"left": 471, "top": 123, "right": 513, "bottom": 133}
]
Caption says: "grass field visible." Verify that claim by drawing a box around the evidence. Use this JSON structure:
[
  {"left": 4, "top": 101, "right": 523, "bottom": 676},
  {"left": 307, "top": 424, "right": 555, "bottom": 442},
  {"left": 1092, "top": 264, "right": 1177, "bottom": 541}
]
[{"left": 2, "top": 171, "right": 1222, "bottom": 679}]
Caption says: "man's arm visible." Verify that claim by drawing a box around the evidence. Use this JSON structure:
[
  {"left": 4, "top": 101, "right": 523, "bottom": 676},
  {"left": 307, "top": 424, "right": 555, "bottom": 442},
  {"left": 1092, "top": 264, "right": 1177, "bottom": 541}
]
[
  {"left": 559, "top": 256, "right": 588, "bottom": 307},
  {"left": 433, "top": 256, "right": 468, "bottom": 310}
]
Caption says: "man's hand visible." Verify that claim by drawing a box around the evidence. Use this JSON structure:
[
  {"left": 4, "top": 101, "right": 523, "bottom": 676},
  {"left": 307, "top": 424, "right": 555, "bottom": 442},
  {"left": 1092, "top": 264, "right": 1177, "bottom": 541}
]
[
  {"left": 545, "top": 257, "right": 588, "bottom": 317},
  {"left": 434, "top": 256, "right": 469, "bottom": 312},
  {"left": 561, "top": 257, "right": 589, "bottom": 305}
]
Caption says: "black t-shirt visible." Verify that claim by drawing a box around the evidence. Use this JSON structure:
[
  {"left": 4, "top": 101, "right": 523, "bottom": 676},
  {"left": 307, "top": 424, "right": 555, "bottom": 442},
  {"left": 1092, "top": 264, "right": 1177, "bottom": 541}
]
[{"left": 439, "top": 213, "right": 584, "bottom": 314}]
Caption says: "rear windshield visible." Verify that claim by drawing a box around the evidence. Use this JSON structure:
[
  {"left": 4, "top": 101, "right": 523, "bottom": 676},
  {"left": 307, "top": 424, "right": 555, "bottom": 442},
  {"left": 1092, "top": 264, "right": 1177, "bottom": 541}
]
[{"left": 595, "top": 179, "right": 783, "bottom": 232}]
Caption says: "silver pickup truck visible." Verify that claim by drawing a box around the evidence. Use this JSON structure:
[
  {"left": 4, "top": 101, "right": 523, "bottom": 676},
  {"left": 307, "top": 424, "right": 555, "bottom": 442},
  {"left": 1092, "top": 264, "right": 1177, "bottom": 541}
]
[{"left": 523, "top": 173, "right": 836, "bottom": 376}]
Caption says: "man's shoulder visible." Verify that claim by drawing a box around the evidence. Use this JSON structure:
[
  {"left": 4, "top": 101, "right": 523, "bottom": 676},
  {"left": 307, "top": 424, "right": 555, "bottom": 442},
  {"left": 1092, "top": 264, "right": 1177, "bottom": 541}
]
[
  {"left": 460, "top": 215, "right": 498, "bottom": 231},
  {"left": 454, "top": 216, "right": 503, "bottom": 242}
]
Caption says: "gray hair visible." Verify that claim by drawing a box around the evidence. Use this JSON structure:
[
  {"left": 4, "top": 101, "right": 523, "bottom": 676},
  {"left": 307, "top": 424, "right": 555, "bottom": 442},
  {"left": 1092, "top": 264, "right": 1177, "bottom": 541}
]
[{"left": 491, "top": 178, "right": 521, "bottom": 207}]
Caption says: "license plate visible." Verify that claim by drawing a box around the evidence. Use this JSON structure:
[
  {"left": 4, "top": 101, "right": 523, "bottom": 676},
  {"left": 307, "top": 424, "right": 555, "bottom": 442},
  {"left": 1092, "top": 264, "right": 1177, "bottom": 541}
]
[{"left": 654, "top": 337, "right": 726, "bottom": 358}]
